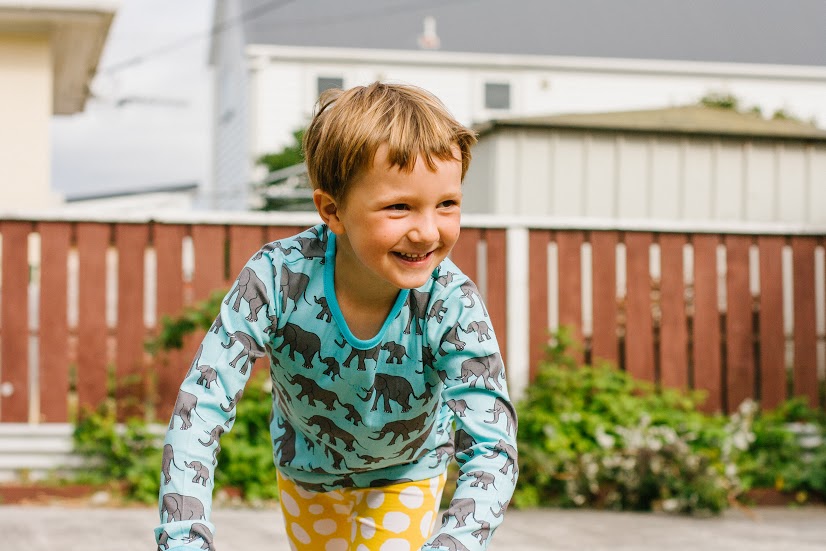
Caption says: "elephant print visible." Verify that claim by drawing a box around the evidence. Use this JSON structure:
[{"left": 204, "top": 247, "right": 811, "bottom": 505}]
[
  {"left": 435, "top": 270, "right": 455, "bottom": 286},
  {"left": 369, "top": 411, "right": 432, "bottom": 445},
  {"left": 185, "top": 461, "right": 210, "bottom": 486},
  {"left": 442, "top": 497, "right": 478, "bottom": 528},
  {"left": 195, "top": 364, "right": 217, "bottom": 389},
  {"left": 381, "top": 341, "right": 408, "bottom": 364},
  {"left": 161, "top": 444, "right": 184, "bottom": 484},
  {"left": 170, "top": 390, "right": 199, "bottom": 430},
  {"left": 393, "top": 428, "right": 433, "bottom": 460},
  {"left": 485, "top": 397, "right": 517, "bottom": 435},
  {"left": 272, "top": 417, "right": 297, "bottom": 466},
  {"left": 157, "top": 529, "right": 171, "bottom": 550},
  {"left": 491, "top": 499, "right": 510, "bottom": 518},
  {"left": 199, "top": 425, "right": 225, "bottom": 447},
  {"left": 438, "top": 322, "right": 467, "bottom": 356},
  {"left": 225, "top": 266, "right": 270, "bottom": 322},
  {"left": 447, "top": 399, "right": 472, "bottom": 417},
  {"left": 359, "top": 373, "right": 424, "bottom": 413},
  {"left": 459, "top": 280, "right": 488, "bottom": 316},
  {"left": 467, "top": 470, "right": 497, "bottom": 490},
  {"left": 314, "top": 295, "right": 332, "bottom": 321},
  {"left": 340, "top": 402, "right": 363, "bottom": 426},
  {"left": 486, "top": 439, "right": 519, "bottom": 482},
  {"left": 465, "top": 320, "right": 491, "bottom": 342},
  {"left": 291, "top": 226, "right": 328, "bottom": 263},
  {"left": 336, "top": 339, "right": 381, "bottom": 371},
  {"left": 220, "top": 389, "right": 243, "bottom": 413},
  {"left": 306, "top": 415, "right": 358, "bottom": 451},
  {"left": 427, "top": 299, "right": 448, "bottom": 322},
  {"left": 187, "top": 344, "right": 203, "bottom": 377},
  {"left": 460, "top": 352, "right": 505, "bottom": 390},
  {"left": 425, "top": 534, "right": 471, "bottom": 551},
  {"left": 160, "top": 492, "right": 206, "bottom": 522},
  {"left": 271, "top": 322, "right": 321, "bottom": 369},
  {"left": 403, "top": 289, "right": 431, "bottom": 335},
  {"left": 280, "top": 264, "right": 311, "bottom": 313},
  {"left": 320, "top": 357, "right": 341, "bottom": 380},
  {"left": 251, "top": 240, "right": 292, "bottom": 261},
  {"left": 182, "top": 523, "right": 215, "bottom": 551},
  {"left": 222, "top": 330, "right": 266, "bottom": 375},
  {"left": 454, "top": 428, "right": 477, "bottom": 458},
  {"left": 472, "top": 520, "right": 491, "bottom": 545},
  {"left": 286, "top": 373, "right": 339, "bottom": 410},
  {"left": 209, "top": 315, "right": 222, "bottom": 334}
]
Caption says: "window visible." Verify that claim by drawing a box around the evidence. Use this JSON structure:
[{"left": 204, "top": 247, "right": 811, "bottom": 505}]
[
  {"left": 484, "top": 82, "right": 510, "bottom": 110},
  {"left": 317, "top": 77, "right": 344, "bottom": 96}
]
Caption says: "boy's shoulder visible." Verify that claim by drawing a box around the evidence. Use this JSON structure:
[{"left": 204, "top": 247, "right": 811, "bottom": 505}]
[
  {"left": 423, "top": 257, "right": 479, "bottom": 300},
  {"left": 252, "top": 224, "right": 329, "bottom": 268}
]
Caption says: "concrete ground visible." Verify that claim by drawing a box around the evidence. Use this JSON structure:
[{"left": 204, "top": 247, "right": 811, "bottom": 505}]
[{"left": 1, "top": 503, "right": 824, "bottom": 550}]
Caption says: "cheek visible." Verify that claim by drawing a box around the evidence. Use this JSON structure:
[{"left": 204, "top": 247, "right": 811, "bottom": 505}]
[{"left": 441, "top": 218, "right": 462, "bottom": 247}]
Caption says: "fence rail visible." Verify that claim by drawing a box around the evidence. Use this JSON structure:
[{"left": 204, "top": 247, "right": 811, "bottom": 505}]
[{"left": 0, "top": 213, "right": 824, "bottom": 424}]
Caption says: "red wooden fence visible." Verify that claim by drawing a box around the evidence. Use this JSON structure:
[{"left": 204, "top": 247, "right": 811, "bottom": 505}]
[{"left": 0, "top": 216, "right": 823, "bottom": 424}]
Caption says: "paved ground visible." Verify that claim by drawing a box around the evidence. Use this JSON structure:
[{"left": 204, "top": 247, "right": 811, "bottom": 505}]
[{"left": 2, "top": 503, "right": 824, "bottom": 550}]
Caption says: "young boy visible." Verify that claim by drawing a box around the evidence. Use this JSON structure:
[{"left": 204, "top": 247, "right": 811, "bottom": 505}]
[{"left": 156, "top": 82, "right": 518, "bottom": 551}]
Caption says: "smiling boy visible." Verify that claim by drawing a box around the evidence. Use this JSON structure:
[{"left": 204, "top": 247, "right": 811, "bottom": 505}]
[{"left": 156, "top": 82, "right": 518, "bottom": 551}]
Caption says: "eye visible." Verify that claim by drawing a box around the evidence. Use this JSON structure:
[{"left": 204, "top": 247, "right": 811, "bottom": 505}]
[
  {"left": 387, "top": 204, "right": 409, "bottom": 211},
  {"left": 439, "top": 200, "right": 458, "bottom": 208}
]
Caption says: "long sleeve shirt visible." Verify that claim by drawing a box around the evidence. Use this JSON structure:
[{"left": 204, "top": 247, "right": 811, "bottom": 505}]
[{"left": 155, "top": 224, "right": 518, "bottom": 550}]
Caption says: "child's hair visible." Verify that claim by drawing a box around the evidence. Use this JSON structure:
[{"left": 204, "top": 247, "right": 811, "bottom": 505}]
[{"left": 303, "top": 81, "right": 477, "bottom": 202}]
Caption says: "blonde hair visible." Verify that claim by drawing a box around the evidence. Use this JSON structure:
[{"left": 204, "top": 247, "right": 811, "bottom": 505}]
[{"left": 303, "top": 81, "right": 477, "bottom": 202}]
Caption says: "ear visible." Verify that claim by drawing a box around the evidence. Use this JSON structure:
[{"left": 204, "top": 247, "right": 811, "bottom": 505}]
[{"left": 313, "top": 189, "right": 345, "bottom": 234}]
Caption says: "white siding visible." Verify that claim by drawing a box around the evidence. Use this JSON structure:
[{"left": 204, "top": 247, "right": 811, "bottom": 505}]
[
  {"left": 777, "top": 144, "right": 808, "bottom": 223},
  {"left": 810, "top": 146, "right": 826, "bottom": 225},
  {"left": 584, "top": 134, "right": 617, "bottom": 218},
  {"left": 650, "top": 137, "right": 681, "bottom": 220},
  {"left": 744, "top": 143, "right": 777, "bottom": 223},
  {"left": 714, "top": 141, "right": 745, "bottom": 221},
  {"left": 616, "top": 135, "right": 650, "bottom": 219},
  {"left": 683, "top": 138, "right": 714, "bottom": 220},
  {"left": 552, "top": 132, "right": 585, "bottom": 217}
]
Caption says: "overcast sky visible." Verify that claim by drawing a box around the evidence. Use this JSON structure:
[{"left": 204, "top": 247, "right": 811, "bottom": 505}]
[{"left": 51, "top": 0, "right": 214, "bottom": 197}]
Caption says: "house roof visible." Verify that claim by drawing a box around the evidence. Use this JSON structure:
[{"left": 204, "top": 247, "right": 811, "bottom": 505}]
[
  {"left": 474, "top": 105, "right": 826, "bottom": 142},
  {"left": 239, "top": 0, "right": 826, "bottom": 67},
  {"left": 65, "top": 182, "right": 199, "bottom": 202}
]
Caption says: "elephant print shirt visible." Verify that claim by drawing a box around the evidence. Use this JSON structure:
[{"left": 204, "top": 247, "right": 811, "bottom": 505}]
[{"left": 156, "top": 224, "right": 518, "bottom": 551}]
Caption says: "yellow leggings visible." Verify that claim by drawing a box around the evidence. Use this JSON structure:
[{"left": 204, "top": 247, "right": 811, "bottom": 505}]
[{"left": 277, "top": 470, "right": 447, "bottom": 551}]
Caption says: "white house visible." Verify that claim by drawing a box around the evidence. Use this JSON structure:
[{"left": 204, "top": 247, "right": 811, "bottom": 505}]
[
  {"left": 0, "top": 0, "right": 118, "bottom": 211},
  {"left": 208, "top": 0, "right": 826, "bottom": 212}
]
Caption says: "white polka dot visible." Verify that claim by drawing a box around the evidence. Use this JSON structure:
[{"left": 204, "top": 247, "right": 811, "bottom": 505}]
[
  {"left": 289, "top": 541, "right": 298, "bottom": 551},
  {"left": 383, "top": 511, "right": 411, "bottom": 534},
  {"left": 366, "top": 490, "right": 385, "bottom": 509},
  {"left": 326, "top": 539, "right": 348, "bottom": 551},
  {"left": 380, "top": 538, "right": 411, "bottom": 551},
  {"left": 356, "top": 545, "right": 370, "bottom": 551},
  {"left": 290, "top": 523, "right": 311, "bottom": 544},
  {"left": 333, "top": 503, "right": 351, "bottom": 515},
  {"left": 420, "top": 511, "right": 434, "bottom": 537},
  {"left": 293, "top": 485, "right": 317, "bottom": 499},
  {"left": 280, "top": 492, "right": 300, "bottom": 517},
  {"left": 360, "top": 517, "right": 377, "bottom": 539},
  {"left": 314, "top": 518, "right": 338, "bottom": 535},
  {"left": 430, "top": 476, "right": 441, "bottom": 496},
  {"left": 309, "top": 504, "right": 324, "bottom": 515},
  {"left": 399, "top": 485, "right": 424, "bottom": 509},
  {"left": 351, "top": 521, "right": 358, "bottom": 541}
]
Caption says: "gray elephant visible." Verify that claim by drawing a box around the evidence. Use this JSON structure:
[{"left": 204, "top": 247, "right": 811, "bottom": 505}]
[
  {"left": 404, "top": 289, "right": 431, "bottom": 335},
  {"left": 187, "top": 344, "right": 203, "bottom": 377},
  {"left": 459, "top": 280, "right": 487, "bottom": 315},
  {"left": 465, "top": 320, "right": 491, "bottom": 342},
  {"left": 340, "top": 402, "right": 363, "bottom": 426},
  {"left": 447, "top": 398, "right": 472, "bottom": 417},
  {"left": 195, "top": 365, "right": 217, "bottom": 389},
  {"left": 272, "top": 322, "right": 321, "bottom": 369},
  {"left": 435, "top": 270, "right": 455, "bottom": 286},
  {"left": 161, "top": 444, "right": 183, "bottom": 484},
  {"left": 438, "top": 322, "right": 467, "bottom": 356},
  {"left": 467, "top": 470, "right": 496, "bottom": 490},
  {"left": 160, "top": 492, "right": 205, "bottom": 522},
  {"left": 394, "top": 429, "right": 432, "bottom": 460},
  {"left": 272, "top": 417, "right": 297, "bottom": 466},
  {"left": 359, "top": 373, "right": 422, "bottom": 413},
  {"left": 486, "top": 439, "right": 519, "bottom": 481},
  {"left": 169, "top": 391, "right": 198, "bottom": 430},
  {"left": 381, "top": 341, "right": 408, "bottom": 364},
  {"left": 460, "top": 352, "right": 504, "bottom": 390},
  {"left": 222, "top": 330, "right": 266, "bottom": 375},
  {"left": 472, "top": 520, "right": 492, "bottom": 545},
  {"left": 337, "top": 339, "right": 380, "bottom": 371},
  {"left": 442, "top": 497, "right": 478, "bottom": 528},
  {"left": 185, "top": 460, "right": 210, "bottom": 486},
  {"left": 491, "top": 499, "right": 510, "bottom": 518},
  {"left": 208, "top": 315, "right": 222, "bottom": 334},
  {"left": 221, "top": 389, "right": 243, "bottom": 412},
  {"left": 292, "top": 226, "right": 328, "bottom": 263},
  {"left": 225, "top": 266, "right": 270, "bottom": 322},
  {"left": 287, "top": 373, "right": 338, "bottom": 410},
  {"left": 485, "top": 397, "right": 517, "bottom": 435},
  {"left": 315, "top": 295, "right": 332, "bottom": 321},
  {"left": 320, "top": 357, "right": 341, "bottom": 380},
  {"left": 306, "top": 415, "right": 358, "bottom": 451},
  {"left": 370, "top": 411, "right": 431, "bottom": 445},
  {"left": 454, "top": 428, "right": 477, "bottom": 458},
  {"left": 156, "top": 529, "right": 171, "bottom": 551},
  {"left": 182, "top": 522, "right": 215, "bottom": 551},
  {"left": 280, "top": 264, "right": 311, "bottom": 313},
  {"left": 199, "top": 425, "right": 225, "bottom": 447},
  {"left": 427, "top": 299, "right": 448, "bottom": 322},
  {"left": 252, "top": 241, "right": 290, "bottom": 261}
]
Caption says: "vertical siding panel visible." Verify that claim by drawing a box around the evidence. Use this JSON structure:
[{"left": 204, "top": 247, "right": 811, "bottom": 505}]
[
  {"left": 452, "top": 227, "right": 481, "bottom": 282},
  {"left": 757, "top": 236, "right": 786, "bottom": 409},
  {"left": 38, "top": 223, "right": 71, "bottom": 422},
  {"left": 484, "top": 229, "right": 508, "bottom": 364},
  {"left": 75, "top": 223, "right": 111, "bottom": 413},
  {"left": 556, "top": 231, "right": 584, "bottom": 363},
  {"left": 154, "top": 224, "right": 187, "bottom": 419},
  {"left": 624, "top": 232, "right": 655, "bottom": 382},
  {"left": 590, "top": 231, "right": 618, "bottom": 364},
  {"left": 528, "top": 230, "right": 551, "bottom": 379},
  {"left": 229, "top": 225, "right": 266, "bottom": 277},
  {"left": 693, "top": 235, "right": 723, "bottom": 412},
  {"left": 791, "top": 237, "right": 818, "bottom": 407},
  {"left": 115, "top": 224, "right": 149, "bottom": 419},
  {"left": 0, "top": 222, "right": 31, "bottom": 422},
  {"left": 726, "top": 235, "right": 755, "bottom": 411},
  {"left": 659, "top": 234, "right": 689, "bottom": 389}
]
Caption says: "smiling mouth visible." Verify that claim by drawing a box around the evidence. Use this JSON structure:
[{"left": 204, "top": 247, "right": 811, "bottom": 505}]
[{"left": 394, "top": 251, "right": 433, "bottom": 261}]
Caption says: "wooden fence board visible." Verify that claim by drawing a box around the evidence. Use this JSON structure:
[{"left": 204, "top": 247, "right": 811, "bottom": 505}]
[
  {"left": 624, "top": 232, "right": 655, "bottom": 382},
  {"left": 0, "top": 222, "right": 31, "bottom": 422},
  {"left": 484, "top": 229, "right": 508, "bottom": 364},
  {"left": 452, "top": 227, "right": 481, "bottom": 282},
  {"left": 192, "top": 225, "right": 229, "bottom": 300},
  {"left": 229, "top": 225, "right": 266, "bottom": 277},
  {"left": 757, "top": 236, "right": 786, "bottom": 409},
  {"left": 590, "top": 231, "right": 618, "bottom": 365},
  {"left": 692, "top": 234, "right": 722, "bottom": 412},
  {"left": 76, "top": 223, "right": 110, "bottom": 413},
  {"left": 659, "top": 233, "right": 689, "bottom": 389},
  {"left": 557, "top": 231, "right": 584, "bottom": 364},
  {"left": 37, "top": 223, "right": 71, "bottom": 422},
  {"left": 115, "top": 224, "right": 149, "bottom": 419},
  {"left": 725, "top": 235, "right": 755, "bottom": 411},
  {"left": 267, "top": 225, "right": 306, "bottom": 243},
  {"left": 528, "top": 230, "right": 551, "bottom": 379},
  {"left": 791, "top": 236, "right": 818, "bottom": 407},
  {"left": 153, "top": 224, "right": 187, "bottom": 419}
]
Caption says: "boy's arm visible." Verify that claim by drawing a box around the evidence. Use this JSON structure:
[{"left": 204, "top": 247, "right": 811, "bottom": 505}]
[
  {"left": 423, "top": 279, "right": 518, "bottom": 551},
  {"left": 154, "top": 249, "right": 279, "bottom": 550}
]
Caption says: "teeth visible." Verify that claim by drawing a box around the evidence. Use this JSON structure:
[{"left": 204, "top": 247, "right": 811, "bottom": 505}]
[{"left": 398, "top": 252, "right": 428, "bottom": 260}]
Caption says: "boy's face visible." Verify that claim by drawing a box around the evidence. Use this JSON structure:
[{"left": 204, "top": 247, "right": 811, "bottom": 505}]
[{"left": 318, "top": 144, "right": 463, "bottom": 295}]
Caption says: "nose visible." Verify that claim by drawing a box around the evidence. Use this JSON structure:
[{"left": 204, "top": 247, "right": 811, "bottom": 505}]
[{"left": 409, "top": 212, "right": 440, "bottom": 243}]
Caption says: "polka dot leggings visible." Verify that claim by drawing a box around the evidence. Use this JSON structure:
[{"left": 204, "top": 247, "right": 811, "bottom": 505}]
[{"left": 276, "top": 470, "right": 448, "bottom": 551}]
